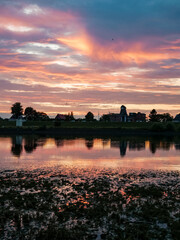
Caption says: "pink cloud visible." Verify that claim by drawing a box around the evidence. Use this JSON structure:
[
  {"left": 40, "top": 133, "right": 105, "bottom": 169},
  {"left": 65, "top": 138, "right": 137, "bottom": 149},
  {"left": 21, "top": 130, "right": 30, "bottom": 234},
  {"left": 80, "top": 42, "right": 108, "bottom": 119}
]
[{"left": 0, "top": 3, "right": 179, "bottom": 117}]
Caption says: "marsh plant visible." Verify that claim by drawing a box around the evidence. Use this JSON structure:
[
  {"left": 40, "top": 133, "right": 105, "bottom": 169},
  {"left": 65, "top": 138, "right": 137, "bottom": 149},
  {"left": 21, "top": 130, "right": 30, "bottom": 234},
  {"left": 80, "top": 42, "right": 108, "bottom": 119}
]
[{"left": 0, "top": 167, "right": 179, "bottom": 240}]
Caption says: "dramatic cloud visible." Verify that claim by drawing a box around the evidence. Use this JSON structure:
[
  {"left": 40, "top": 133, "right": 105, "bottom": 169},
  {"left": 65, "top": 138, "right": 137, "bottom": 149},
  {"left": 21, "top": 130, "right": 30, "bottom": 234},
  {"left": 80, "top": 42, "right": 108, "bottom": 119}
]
[{"left": 0, "top": 0, "right": 180, "bottom": 118}]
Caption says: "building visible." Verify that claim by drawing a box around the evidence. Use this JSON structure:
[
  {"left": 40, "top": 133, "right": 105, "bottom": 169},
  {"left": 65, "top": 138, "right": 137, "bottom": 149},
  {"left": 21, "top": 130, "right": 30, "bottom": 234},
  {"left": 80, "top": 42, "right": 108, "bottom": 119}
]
[
  {"left": 173, "top": 114, "right": 180, "bottom": 122},
  {"left": 102, "top": 105, "right": 146, "bottom": 122},
  {"left": 129, "top": 112, "right": 146, "bottom": 122},
  {"left": 107, "top": 105, "right": 128, "bottom": 122},
  {"left": 55, "top": 114, "right": 67, "bottom": 121},
  {"left": 108, "top": 113, "right": 121, "bottom": 122},
  {"left": 119, "top": 105, "right": 128, "bottom": 122}
]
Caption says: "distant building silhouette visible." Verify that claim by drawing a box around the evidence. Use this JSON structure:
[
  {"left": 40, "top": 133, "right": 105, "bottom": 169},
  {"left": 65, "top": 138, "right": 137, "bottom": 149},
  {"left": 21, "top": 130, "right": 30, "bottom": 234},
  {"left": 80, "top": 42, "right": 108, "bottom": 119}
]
[
  {"left": 173, "top": 114, "right": 180, "bottom": 122},
  {"left": 108, "top": 105, "right": 128, "bottom": 122},
  {"left": 55, "top": 114, "right": 67, "bottom": 121},
  {"left": 119, "top": 105, "right": 128, "bottom": 122},
  {"left": 102, "top": 105, "right": 146, "bottom": 122},
  {"left": 129, "top": 112, "right": 146, "bottom": 122}
]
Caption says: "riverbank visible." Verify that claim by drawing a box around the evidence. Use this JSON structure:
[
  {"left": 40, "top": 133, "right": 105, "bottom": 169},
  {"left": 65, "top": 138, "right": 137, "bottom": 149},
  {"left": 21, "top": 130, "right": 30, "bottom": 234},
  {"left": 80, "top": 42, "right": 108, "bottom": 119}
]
[
  {"left": 0, "top": 126, "right": 180, "bottom": 137},
  {"left": 0, "top": 166, "right": 179, "bottom": 240}
]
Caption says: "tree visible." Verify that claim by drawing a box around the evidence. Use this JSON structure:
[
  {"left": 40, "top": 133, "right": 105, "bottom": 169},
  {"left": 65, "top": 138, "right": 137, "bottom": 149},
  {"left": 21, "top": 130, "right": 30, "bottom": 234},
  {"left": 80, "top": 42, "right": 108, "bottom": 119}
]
[
  {"left": 100, "top": 114, "right": 110, "bottom": 122},
  {"left": 36, "top": 112, "right": 49, "bottom": 120},
  {"left": 11, "top": 102, "right": 23, "bottom": 119},
  {"left": 159, "top": 113, "right": 173, "bottom": 122},
  {"left": 149, "top": 109, "right": 159, "bottom": 122},
  {"left": 24, "top": 107, "right": 37, "bottom": 120},
  {"left": 149, "top": 109, "right": 173, "bottom": 122},
  {"left": 66, "top": 111, "right": 75, "bottom": 121},
  {"left": 85, "top": 111, "right": 94, "bottom": 121}
]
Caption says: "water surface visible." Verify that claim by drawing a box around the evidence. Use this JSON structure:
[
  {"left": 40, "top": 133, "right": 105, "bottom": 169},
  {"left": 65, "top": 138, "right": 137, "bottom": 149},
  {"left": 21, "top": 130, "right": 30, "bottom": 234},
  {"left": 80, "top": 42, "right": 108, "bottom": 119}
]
[
  {"left": 0, "top": 135, "right": 179, "bottom": 170},
  {"left": 1, "top": 136, "right": 180, "bottom": 240}
]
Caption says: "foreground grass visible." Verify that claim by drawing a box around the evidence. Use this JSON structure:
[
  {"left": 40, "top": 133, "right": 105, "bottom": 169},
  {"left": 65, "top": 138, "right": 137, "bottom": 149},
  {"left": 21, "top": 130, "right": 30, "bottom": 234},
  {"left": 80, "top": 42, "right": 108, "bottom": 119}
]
[{"left": 0, "top": 167, "right": 179, "bottom": 240}]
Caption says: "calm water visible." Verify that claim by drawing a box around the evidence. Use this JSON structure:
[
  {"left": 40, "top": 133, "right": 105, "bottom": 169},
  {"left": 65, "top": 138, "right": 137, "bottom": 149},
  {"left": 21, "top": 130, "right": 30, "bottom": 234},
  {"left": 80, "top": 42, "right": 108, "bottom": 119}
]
[{"left": 0, "top": 135, "right": 179, "bottom": 170}]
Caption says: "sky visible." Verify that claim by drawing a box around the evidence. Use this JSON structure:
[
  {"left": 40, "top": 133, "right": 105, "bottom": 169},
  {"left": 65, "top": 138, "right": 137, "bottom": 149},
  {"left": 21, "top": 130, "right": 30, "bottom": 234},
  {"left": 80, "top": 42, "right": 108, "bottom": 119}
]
[{"left": 0, "top": 0, "right": 180, "bottom": 118}]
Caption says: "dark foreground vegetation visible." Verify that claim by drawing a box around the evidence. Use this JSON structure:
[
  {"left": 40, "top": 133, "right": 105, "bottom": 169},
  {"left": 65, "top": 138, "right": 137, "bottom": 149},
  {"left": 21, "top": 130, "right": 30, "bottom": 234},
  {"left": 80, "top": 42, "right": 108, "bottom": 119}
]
[
  {"left": 0, "top": 167, "right": 179, "bottom": 240},
  {"left": 0, "top": 119, "right": 180, "bottom": 130},
  {"left": 0, "top": 120, "right": 180, "bottom": 137}
]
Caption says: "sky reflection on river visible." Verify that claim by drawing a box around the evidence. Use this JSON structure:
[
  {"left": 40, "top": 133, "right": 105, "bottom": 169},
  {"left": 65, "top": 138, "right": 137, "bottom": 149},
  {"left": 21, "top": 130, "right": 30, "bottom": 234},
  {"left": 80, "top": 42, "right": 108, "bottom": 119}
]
[{"left": 0, "top": 136, "right": 179, "bottom": 170}]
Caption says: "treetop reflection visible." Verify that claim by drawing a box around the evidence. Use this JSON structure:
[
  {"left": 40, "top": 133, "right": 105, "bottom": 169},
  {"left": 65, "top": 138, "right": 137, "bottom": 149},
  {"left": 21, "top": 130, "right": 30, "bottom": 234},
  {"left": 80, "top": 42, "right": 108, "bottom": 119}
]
[{"left": 8, "top": 135, "right": 180, "bottom": 158}]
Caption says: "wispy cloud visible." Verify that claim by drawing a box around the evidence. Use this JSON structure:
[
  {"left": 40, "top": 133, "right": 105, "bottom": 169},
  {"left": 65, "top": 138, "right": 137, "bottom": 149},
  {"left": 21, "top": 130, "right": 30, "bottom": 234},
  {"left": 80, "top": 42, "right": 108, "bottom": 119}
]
[{"left": 0, "top": 0, "right": 179, "bottom": 117}]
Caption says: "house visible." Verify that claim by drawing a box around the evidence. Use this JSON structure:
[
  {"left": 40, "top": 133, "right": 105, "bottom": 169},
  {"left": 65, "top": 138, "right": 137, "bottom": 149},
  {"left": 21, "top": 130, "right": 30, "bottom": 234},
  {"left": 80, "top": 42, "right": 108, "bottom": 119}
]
[
  {"left": 173, "top": 114, "right": 180, "bottom": 122},
  {"left": 129, "top": 112, "right": 146, "bottom": 122},
  {"left": 102, "top": 105, "right": 146, "bottom": 122},
  {"left": 108, "top": 113, "right": 121, "bottom": 122},
  {"left": 55, "top": 114, "right": 67, "bottom": 121},
  {"left": 9, "top": 115, "right": 26, "bottom": 126},
  {"left": 108, "top": 105, "right": 128, "bottom": 122},
  {"left": 9, "top": 115, "right": 26, "bottom": 121}
]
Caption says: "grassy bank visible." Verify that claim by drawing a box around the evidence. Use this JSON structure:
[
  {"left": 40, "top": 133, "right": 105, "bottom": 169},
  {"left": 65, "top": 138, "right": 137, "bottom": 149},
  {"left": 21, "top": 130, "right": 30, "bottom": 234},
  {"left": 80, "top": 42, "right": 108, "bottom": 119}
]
[
  {"left": 0, "top": 167, "right": 179, "bottom": 240},
  {"left": 0, "top": 120, "right": 180, "bottom": 131}
]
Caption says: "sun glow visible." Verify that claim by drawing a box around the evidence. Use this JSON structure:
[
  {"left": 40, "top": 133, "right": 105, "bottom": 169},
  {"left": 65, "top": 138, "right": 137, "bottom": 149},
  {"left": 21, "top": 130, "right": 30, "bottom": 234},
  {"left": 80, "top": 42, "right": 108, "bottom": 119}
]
[
  {"left": 0, "top": 2, "right": 179, "bottom": 117},
  {"left": 58, "top": 35, "right": 92, "bottom": 55}
]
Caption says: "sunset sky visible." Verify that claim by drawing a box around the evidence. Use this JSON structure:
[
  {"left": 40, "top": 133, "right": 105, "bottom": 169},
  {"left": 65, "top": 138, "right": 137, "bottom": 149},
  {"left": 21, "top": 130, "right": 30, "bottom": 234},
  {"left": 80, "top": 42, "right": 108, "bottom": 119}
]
[{"left": 0, "top": 0, "right": 180, "bottom": 118}]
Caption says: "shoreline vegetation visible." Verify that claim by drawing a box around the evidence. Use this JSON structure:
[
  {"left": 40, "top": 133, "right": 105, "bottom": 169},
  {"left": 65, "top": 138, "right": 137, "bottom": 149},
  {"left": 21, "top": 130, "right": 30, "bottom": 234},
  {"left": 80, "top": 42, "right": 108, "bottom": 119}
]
[{"left": 0, "top": 121, "right": 180, "bottom": 136}]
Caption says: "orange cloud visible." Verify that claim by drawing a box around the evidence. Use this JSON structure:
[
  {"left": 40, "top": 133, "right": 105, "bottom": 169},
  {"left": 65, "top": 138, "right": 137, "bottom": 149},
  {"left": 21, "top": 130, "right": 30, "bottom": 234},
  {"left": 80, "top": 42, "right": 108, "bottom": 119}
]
[
  {"left": 58, "top": 34, "right": 180, "bottom": 64},
  {"left": 0, "top": 4, "right": 180, "bottom": 118},
  {"left": 58, "top": 35, "right": 92, "bottom": 55}
]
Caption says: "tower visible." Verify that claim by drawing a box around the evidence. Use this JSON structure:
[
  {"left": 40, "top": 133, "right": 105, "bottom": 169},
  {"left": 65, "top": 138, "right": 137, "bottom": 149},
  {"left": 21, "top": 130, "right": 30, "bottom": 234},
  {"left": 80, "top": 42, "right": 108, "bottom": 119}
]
[{"left": 119, "top": 105, "right": 128, "bottom": 122}]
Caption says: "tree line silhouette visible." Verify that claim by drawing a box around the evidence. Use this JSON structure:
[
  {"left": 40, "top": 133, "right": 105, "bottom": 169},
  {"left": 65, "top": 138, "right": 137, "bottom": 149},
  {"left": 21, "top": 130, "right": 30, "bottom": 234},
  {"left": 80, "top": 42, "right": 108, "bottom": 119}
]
[
  {"left": 11, "top": 102, "right": 49, "bottom": 120},
  {"left": 8, "top": 102, "right": 177, "bottom": 122}
]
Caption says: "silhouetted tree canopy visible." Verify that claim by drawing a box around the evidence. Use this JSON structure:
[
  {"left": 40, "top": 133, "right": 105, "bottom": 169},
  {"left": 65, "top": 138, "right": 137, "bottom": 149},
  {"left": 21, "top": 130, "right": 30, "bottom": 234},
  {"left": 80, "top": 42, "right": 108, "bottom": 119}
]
[
  {"left": 149, "top": 109, "right": 158, "bottom": 122},
  {"left": 66, "top": 112, "right": 75, "bottom": 121},
  {"left": 149, "top": 109, "right": 173, "bottom": 122},
  {"left": 24, "top": 107, "right": 34, "bottom": 115},
  {"left": 160, "top": 113, "right": 173, "bottom": 122},
  {"left": 24, "top": 107, "right": 37, "bottom": 120},
  {"left": 85, "top": 111, "right": 94, "bottom": 121},
  {"left": 100, "top": 114, "right": 110, "bottom": 122},
  {"left": 24, "top": 107, "right": 49, "bottom": 120},
  {"left": 36, "top": 111, "right": 49, "bottom": 120},
  {"left": 11, "top": 102, "right": 23, "bottom": 119}
]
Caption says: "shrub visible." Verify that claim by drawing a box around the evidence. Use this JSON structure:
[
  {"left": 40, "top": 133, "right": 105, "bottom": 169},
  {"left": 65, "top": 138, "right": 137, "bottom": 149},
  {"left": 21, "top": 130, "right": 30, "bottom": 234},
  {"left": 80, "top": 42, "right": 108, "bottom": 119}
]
[
  {"left": 177, "top": 125, "right": 180, "bottom": 132},
  {"left": 54, "top": 121, "right": 61, "bottom": 127},
  {"left": 37, "top": 125, "right": 47, "bottom": 130},
  {"left": 149, "top": 123, "right": 166, "bottom": 132},
  {"left": 166, "top": 123, "right": 176, "bottom": 132}
]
